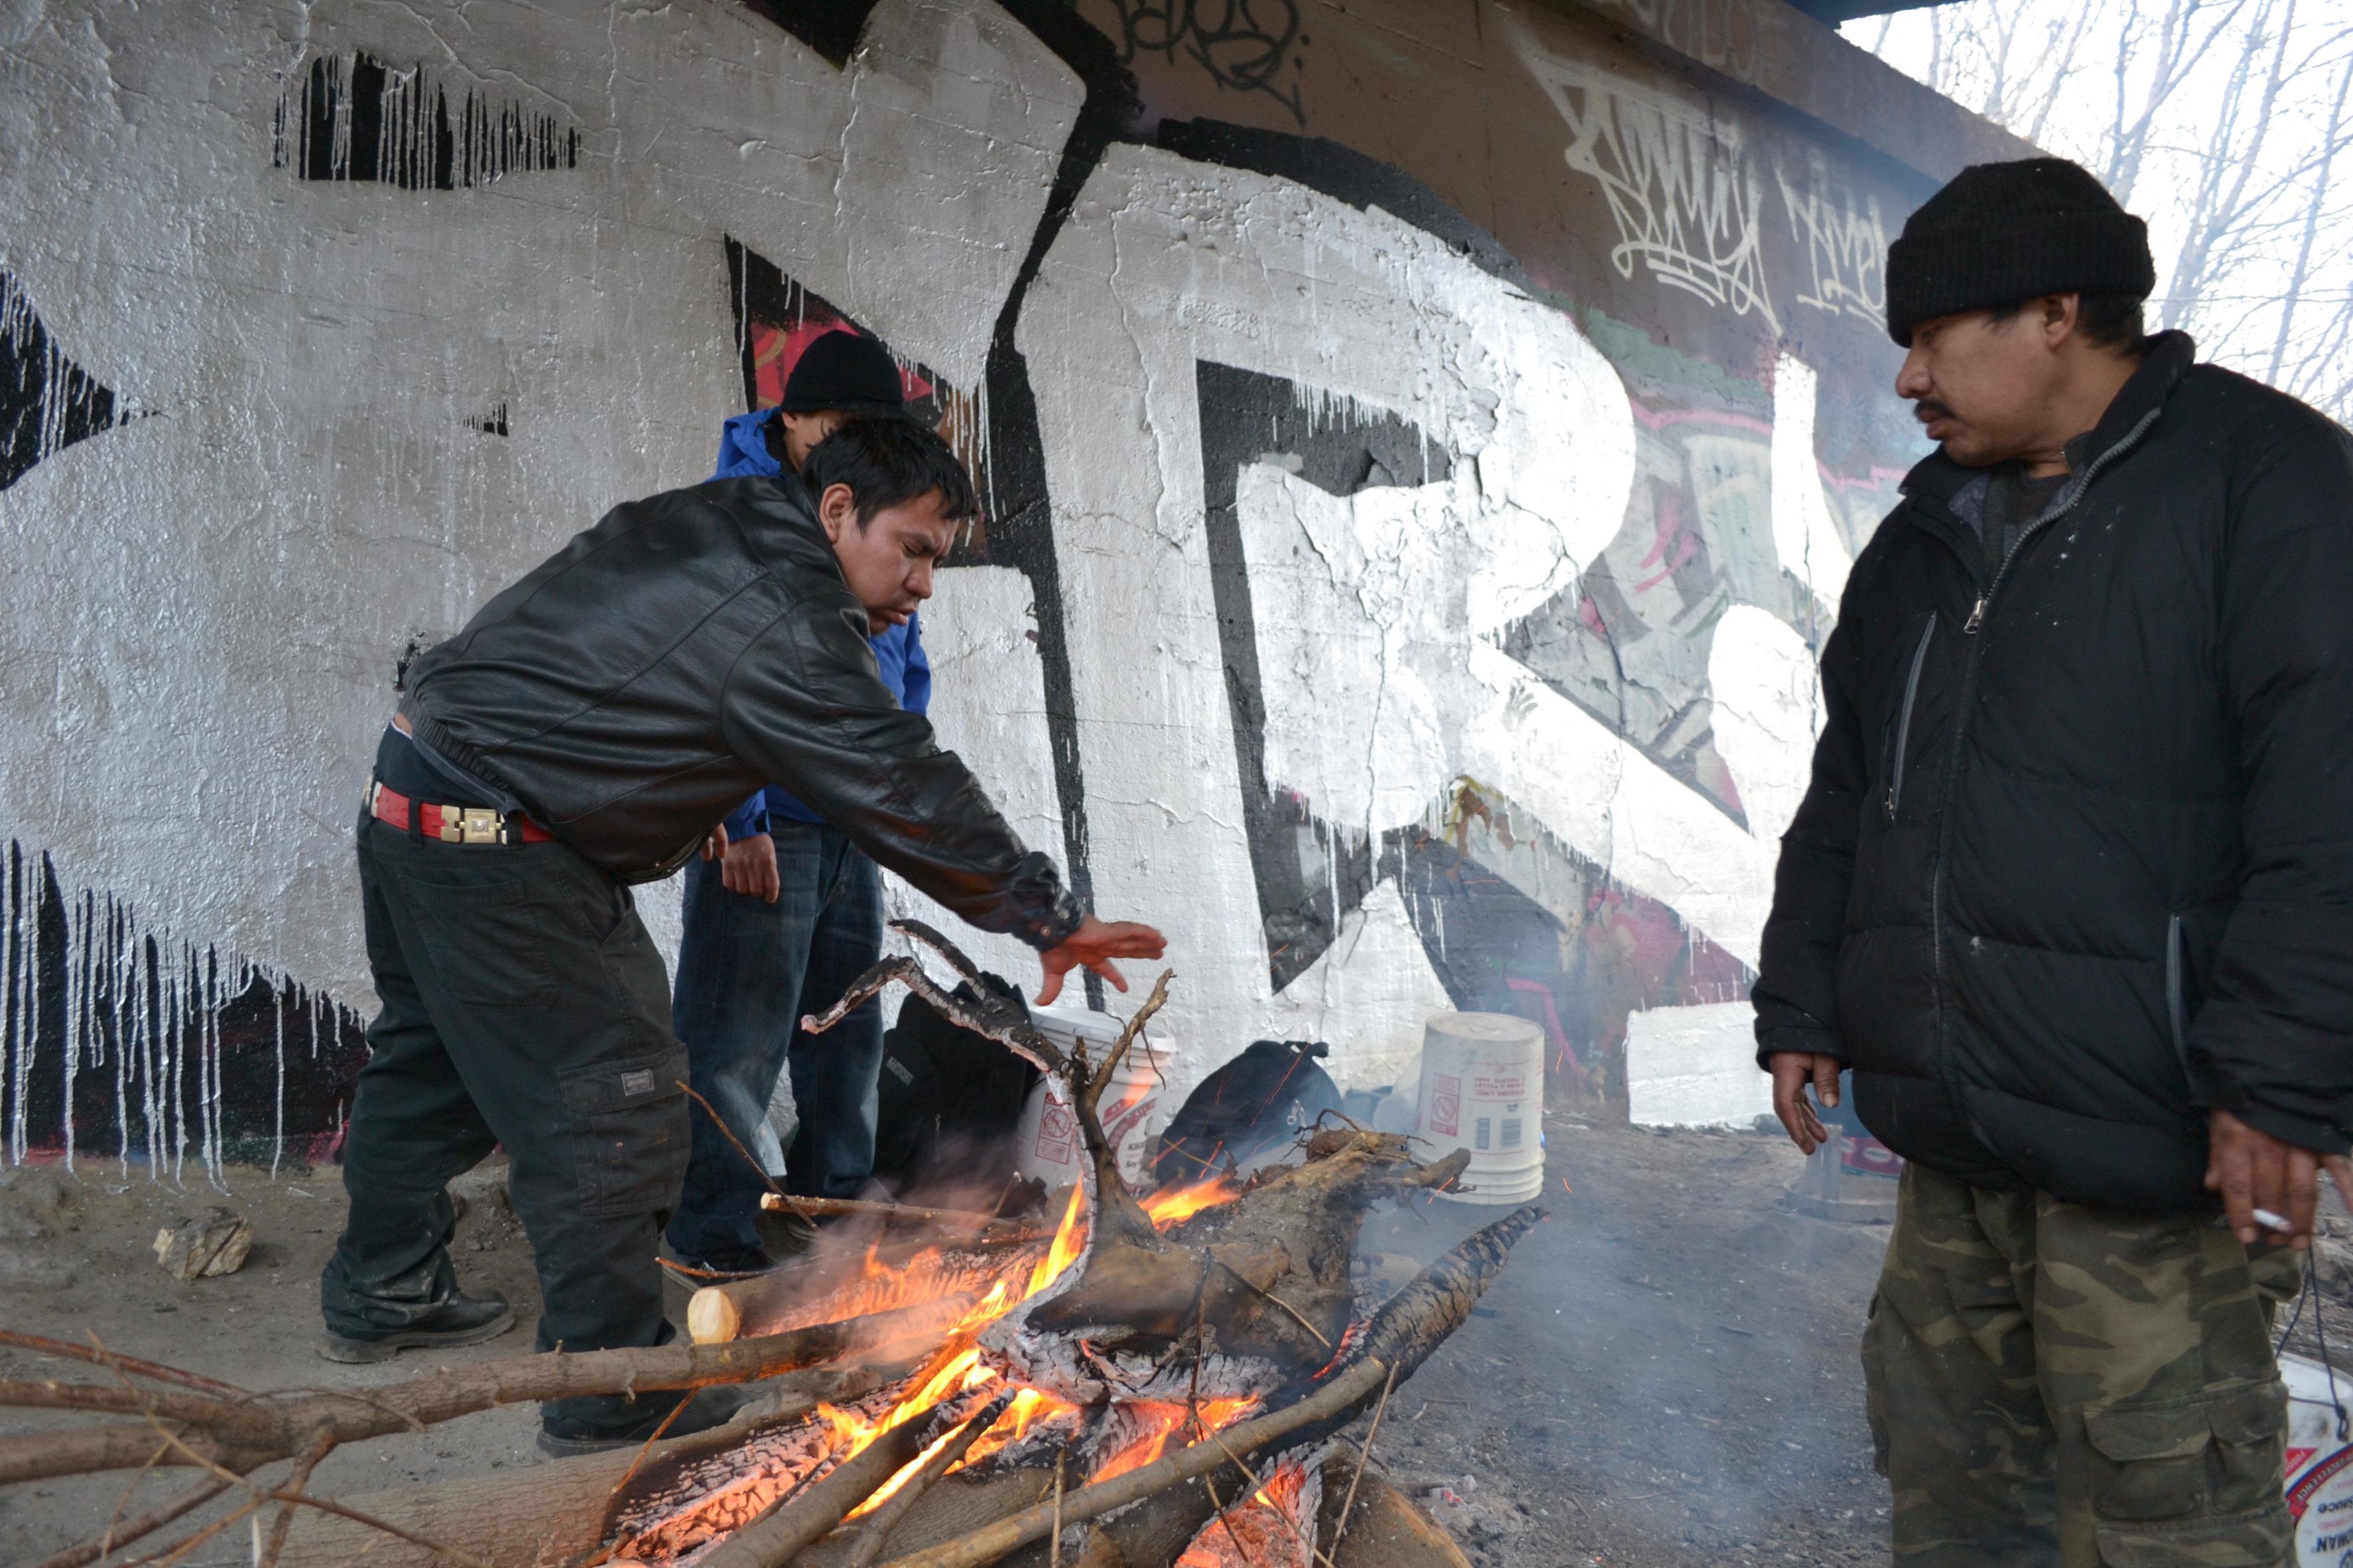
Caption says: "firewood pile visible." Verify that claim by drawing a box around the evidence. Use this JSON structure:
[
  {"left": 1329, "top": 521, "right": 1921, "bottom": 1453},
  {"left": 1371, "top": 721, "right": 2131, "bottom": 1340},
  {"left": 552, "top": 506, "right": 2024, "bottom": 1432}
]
[{"left": 3, "top": 922, "right": 1543, "bottom": 1568}]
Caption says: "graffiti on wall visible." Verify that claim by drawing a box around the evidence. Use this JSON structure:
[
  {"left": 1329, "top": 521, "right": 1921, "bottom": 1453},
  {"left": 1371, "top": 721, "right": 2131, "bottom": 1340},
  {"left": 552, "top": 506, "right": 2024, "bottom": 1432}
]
[
  {"left": 0, "top": 0, "right": 1923, "bottom": 1164},
  {"left": 1517, "top": 27, "right": 1781, "bottom": 332},
  {"left": 1778, "top": 161, "right": 1890, "bottom": 327},
  {"left": 1, "top": 270, "right": 119, "bottom": 495},
  {"left": 1102, "top": 1, "right": 1306, "bottom": 125}
]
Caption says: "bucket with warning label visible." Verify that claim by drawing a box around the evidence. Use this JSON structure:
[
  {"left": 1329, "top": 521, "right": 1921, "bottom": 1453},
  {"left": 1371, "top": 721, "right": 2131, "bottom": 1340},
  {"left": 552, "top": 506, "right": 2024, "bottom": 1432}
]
[
  {"left": 1013, "top": 1004, "right": 1167, "bottom": 1190},
  {"left": 1415, "top": 1010, "right": 1545, "bottom": 1205}
]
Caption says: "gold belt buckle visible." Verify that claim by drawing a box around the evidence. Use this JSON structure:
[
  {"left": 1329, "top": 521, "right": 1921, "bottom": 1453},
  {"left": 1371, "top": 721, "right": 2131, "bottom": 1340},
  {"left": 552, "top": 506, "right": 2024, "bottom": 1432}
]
[{"left": 459, "top": 808, "right": 504, "bottom": 845}]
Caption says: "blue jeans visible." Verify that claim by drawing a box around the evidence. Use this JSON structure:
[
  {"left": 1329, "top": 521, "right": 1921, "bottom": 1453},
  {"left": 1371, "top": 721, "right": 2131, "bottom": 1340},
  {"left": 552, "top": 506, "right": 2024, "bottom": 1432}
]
[{"left": 666, "top": 823, "right": 885, "bottom": 1260}]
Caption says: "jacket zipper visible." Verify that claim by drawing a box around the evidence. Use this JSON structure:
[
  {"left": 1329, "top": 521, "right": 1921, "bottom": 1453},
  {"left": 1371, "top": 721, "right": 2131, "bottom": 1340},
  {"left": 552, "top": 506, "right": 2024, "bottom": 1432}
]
[
  {"left": 1962, "top": 408, "right": 2163, "bottom": 635},
  {"left": 1927, "top": 406, "right": 2163, "bottom": 1120},
  {"left": 1883, "top": 617, "right": 1935, "bottom": 821},
  {"left": 2165, "top": 913, "right": 2191, "bottom": 1077}
]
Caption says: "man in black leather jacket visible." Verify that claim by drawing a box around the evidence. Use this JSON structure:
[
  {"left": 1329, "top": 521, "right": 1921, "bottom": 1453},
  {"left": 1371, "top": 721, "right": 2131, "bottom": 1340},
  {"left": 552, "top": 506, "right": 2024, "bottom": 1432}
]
[
  {"left": 320, "top": 416, "right": 1163, "bottom": 1455},
  {"left": 1753, "top": 158, "right": 2353, "bottom": 1565}
]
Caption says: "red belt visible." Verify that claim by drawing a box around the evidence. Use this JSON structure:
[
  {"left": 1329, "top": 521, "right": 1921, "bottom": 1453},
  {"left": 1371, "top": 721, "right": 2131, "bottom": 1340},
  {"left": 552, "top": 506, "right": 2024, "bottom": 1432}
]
[{"left": 369, "top": 782, "right": 556, "bottom": 845}]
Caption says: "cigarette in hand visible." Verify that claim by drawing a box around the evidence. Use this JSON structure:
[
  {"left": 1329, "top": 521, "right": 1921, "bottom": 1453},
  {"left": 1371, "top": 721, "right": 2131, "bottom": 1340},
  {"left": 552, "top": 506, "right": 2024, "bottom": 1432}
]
[{"left": 2252, "top": 1207, "right": 2294, "bottom": 1235}]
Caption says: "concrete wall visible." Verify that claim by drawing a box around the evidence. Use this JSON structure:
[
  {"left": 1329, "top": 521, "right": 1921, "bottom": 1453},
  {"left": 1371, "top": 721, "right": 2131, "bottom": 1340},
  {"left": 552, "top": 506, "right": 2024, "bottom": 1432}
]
[{"left": 0, "top": 0, "right": 2021, "bottom": 1170}]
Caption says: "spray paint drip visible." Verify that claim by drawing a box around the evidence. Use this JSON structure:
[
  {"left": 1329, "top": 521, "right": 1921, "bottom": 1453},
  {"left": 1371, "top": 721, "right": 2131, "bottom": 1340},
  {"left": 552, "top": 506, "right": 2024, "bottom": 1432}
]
[
  {"left": 1, "top": 841, "right": 367, "bottom": 1183},
  {"left": 273, "top": 51, "right": 583, "bottom": 191}
]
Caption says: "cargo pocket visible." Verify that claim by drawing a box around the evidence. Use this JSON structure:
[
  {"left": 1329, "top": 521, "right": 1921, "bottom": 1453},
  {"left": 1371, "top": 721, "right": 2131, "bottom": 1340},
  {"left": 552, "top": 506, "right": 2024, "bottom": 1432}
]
[
  {"left": 2085, "top": 1380, "right": 2292, "bottom": 1565},
  {"left": 558, "top": 1047, "right": 690, "bottom": 1217},
  {"left": 405, "top": 874, "right": 558, "bottom": 1010}
]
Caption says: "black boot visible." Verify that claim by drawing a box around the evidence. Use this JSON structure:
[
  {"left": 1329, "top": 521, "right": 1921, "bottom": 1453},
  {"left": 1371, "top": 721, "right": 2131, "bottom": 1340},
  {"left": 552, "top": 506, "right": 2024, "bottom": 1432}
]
[
  {"left": 535, "top": 1382, "right": 760, "bottom": 1458},
  {"left": 316, "top": 1289, "right": 515, "bottom": 1364}
]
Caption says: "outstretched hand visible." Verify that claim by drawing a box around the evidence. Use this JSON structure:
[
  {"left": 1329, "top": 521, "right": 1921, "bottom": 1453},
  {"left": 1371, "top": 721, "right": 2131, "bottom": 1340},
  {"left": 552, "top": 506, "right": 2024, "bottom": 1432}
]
[
  {"left": 2206, "top": 1109, "right": 2353, "bottom": 1249},
  {"left": 1037, "top": 916, "right": 1168, "bottom": 1006},
  {"left": 1768, "top": 1050, "right": 1843, "bottom": 1155}
]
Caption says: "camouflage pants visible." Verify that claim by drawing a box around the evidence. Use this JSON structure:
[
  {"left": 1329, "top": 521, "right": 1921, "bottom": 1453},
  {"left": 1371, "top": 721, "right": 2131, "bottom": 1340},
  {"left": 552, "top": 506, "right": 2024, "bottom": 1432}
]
[{"left": 1863, "top": 1162, "right": 2306, "bottom": 1567}]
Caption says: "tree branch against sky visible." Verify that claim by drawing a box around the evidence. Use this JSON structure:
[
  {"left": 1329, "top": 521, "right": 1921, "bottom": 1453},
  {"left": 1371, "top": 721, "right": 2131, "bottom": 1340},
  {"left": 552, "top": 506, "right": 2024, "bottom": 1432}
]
[{"left": 1854, "top": 0, "right": 2353, "bottom": 420}]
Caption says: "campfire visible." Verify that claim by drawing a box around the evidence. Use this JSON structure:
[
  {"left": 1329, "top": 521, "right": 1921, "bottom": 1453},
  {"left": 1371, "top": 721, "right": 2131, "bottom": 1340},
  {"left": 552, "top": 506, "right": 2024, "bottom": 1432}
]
[{"left": 1, "top": 921, "right": 1542, "bottom": 1568}]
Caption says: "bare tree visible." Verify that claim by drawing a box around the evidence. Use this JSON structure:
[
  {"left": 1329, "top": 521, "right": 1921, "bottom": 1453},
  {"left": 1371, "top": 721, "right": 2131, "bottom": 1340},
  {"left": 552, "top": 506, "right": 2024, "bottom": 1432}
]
[{"left": 1859, "top": 0, "right": 2353, "bottom": 422}]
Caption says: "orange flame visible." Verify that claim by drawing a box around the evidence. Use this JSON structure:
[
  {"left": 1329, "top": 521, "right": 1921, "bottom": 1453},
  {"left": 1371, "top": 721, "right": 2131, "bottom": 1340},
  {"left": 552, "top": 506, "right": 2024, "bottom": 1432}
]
[
  {"left": 1090, "top": 1396, "right": 1261, "bottom": 1482},
  {"left": 1025, "top": 1182, "right": 1091, "bottom": 1297},
  {"left": 1142, "top": 1174, "right": 1241, "bottom": 1228}
]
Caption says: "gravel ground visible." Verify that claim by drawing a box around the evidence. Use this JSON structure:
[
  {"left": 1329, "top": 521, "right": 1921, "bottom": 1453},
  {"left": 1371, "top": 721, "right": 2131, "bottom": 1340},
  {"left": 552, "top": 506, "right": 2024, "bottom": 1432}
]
[{"left": 1350, "top": 1114, "right": 1893, "bottom": 1567}]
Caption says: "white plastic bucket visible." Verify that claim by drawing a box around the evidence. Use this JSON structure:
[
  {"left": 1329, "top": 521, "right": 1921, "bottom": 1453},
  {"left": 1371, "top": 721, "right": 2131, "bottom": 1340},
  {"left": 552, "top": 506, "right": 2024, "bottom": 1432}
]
[
  {"left": 1415, "top": 1011, "right": 1545, "bottom": 1205},
  {"left": 2285, "top": 1351, "right": 2353, "bottom": 1564},
  {"left": 1013, "top": 1005, "right": 1168, "bottom": 1189}
]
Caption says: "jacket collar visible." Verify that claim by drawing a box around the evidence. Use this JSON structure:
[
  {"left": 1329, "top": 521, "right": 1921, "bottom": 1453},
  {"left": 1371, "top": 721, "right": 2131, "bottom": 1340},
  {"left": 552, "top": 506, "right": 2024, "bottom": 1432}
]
[
  {"left": 1898, "top": 330, "right": 2198, "bottom": 511},
  {"left": 730, "top": 469, "right": 851, "bottom": 590}
]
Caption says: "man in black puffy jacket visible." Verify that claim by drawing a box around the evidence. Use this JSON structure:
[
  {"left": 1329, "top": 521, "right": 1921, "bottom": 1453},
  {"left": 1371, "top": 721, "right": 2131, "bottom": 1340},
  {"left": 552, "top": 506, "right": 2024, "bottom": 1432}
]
[
  {"left": 320, "top": 416, "right": 1163, "bottom": 1455},
  {"left": 1754, "top": 158, "right": 2353, "bottom": 1564}
]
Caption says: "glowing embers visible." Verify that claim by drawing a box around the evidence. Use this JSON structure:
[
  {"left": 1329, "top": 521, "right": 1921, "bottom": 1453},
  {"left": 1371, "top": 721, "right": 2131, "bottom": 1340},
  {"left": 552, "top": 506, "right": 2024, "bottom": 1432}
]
[
  {"left": 1091, "top": 1396, "right": 1261, "bottom": 1482},
  {"left": 1176, "top": 1459, "right": 1321, "bottom": 1567},
  {"left": 608, "top": 1388, "right": 887, "bottom": 1558}
]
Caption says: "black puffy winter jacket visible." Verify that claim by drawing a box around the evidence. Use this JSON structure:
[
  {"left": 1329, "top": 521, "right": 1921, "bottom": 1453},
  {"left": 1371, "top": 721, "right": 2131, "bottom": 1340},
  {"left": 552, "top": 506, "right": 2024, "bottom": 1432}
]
[
  {"left": 399, "top": 474, "right": 1083, "bottom": 951},
  {"left": 1753, "top": 333, "right": 2353, "bottom": 1212}
]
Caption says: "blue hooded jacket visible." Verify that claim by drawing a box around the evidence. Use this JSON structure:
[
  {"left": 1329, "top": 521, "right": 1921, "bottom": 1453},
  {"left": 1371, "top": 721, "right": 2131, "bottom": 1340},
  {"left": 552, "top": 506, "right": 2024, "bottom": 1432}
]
[{"left": 711, "top": 408, "right": 932, "bottom": 839}]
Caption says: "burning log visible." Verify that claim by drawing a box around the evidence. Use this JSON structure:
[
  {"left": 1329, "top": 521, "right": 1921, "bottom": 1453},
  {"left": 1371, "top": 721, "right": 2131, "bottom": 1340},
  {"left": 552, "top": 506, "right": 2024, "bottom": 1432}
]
[
  {"left": 273, "top": 1366, "right": 881, "bottom": 1568},
  {"left": 830, "top": 1392, "right": 1019, "bottom": 1568},
  {"left": 696, "top": 1390, "right": 990, "bottom": 1568},
  {"left": 1189, "top": 1459, "right": 1322, "bottom": 1567},
  {"left": 690, "top": 1236, "right": 1046, "bottom": 1347}
]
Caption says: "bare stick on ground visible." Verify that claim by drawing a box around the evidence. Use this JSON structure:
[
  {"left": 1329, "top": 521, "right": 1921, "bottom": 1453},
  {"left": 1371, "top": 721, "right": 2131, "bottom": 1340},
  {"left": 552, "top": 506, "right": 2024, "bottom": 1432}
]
[
  {"left": 0, "top": 1295, "right": 968, "bottom": 1486},
  {"left": 0, "top": 1331, "right": 249, "bottom": 1400}
]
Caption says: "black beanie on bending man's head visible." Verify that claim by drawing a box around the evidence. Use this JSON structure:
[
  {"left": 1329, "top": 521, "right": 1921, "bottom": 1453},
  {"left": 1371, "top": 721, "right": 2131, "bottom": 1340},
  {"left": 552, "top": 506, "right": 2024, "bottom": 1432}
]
[{"left": 1883, "top": 157, "right": 2154, "bottom": 346}]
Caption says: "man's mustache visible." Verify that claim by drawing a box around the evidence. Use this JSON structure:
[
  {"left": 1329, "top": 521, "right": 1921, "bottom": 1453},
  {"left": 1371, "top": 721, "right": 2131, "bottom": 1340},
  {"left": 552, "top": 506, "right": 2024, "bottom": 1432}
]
[{"left": 1913, "top": 398, "right": 1956, "bottom": 424}]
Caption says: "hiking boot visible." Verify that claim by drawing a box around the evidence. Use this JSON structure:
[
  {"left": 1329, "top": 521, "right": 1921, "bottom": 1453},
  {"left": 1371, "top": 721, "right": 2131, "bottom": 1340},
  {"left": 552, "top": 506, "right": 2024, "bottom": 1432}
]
[
  {"left": 535, "top": 1383, "right": 760, "bottom": 1459},
  {"left": 318, "top": 1290, "right": 515, "bottom": 1364}
]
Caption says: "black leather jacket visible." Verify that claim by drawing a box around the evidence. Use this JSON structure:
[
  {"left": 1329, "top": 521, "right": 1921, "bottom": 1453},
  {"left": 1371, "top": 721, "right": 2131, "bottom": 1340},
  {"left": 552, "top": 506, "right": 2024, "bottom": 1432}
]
[
  {"left": 398, "top": 474, "right": 1084, "bottom": 951},
  {"left": 1755, "top": 334, "right": 2353, "bottom": 1211}
]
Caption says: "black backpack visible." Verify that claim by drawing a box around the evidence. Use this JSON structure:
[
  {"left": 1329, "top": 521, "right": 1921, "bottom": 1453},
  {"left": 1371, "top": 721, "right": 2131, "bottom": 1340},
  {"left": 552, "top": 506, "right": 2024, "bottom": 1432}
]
[
  {"left": 871, "top": 971, "right": 1043, "bottom": 1203},
  {"left": 1149, "top": 1039, "right": 1343, "bottom": 1190}
]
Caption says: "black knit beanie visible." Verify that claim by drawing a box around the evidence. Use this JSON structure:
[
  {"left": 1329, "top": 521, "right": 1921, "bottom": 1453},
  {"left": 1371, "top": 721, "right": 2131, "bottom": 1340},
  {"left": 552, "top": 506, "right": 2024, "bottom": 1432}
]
[
  {"left": 779, "top": 330, "right": 906, "bottom": 412},
  {"left": 1884, "top": 158, "right": 2153, "bottom": 346}
]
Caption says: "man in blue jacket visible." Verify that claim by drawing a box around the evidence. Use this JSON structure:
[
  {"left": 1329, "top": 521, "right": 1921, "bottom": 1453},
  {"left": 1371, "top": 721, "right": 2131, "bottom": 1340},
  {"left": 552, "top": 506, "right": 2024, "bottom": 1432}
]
[{"left": 669, "top": 330, "right": 928, "bottom": 1272}]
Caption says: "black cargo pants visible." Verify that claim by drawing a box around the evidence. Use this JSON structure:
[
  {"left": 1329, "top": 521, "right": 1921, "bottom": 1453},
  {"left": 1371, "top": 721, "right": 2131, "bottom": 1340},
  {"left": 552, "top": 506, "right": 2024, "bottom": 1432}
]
[{"left": 322, "top": 810, "right": 690, "bottom": 1437}]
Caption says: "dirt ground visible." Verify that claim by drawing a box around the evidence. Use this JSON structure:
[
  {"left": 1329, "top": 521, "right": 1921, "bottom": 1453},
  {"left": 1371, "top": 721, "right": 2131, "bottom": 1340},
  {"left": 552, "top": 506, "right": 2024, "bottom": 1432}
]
[{"left": 7, "top": 1114, "right": 2350, "bottom": 1566}]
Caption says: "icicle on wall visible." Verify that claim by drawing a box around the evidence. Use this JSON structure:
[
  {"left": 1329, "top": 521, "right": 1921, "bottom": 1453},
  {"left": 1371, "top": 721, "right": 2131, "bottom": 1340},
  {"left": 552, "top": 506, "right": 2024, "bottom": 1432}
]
[{"left": 0, "top": 840, "right": 369, "bottom": 1179}]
